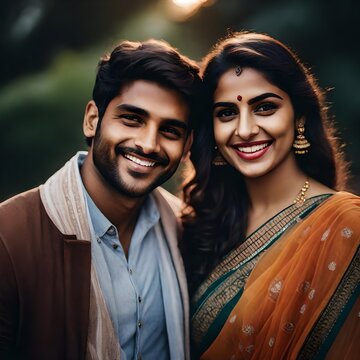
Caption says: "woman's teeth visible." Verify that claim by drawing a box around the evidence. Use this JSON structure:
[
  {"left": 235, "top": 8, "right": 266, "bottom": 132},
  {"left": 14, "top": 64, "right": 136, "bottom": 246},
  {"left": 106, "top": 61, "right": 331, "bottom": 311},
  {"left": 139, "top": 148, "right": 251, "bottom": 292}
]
[{"left": 236, "top": 142, "right": 270, "bottom": 153}]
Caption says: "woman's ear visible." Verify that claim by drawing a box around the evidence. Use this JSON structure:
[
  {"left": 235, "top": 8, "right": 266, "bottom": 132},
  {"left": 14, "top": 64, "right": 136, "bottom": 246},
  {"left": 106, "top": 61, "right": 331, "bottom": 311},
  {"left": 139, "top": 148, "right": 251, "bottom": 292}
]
[{"left": 83, "top": 100, "right": 99, "bottom": 138}]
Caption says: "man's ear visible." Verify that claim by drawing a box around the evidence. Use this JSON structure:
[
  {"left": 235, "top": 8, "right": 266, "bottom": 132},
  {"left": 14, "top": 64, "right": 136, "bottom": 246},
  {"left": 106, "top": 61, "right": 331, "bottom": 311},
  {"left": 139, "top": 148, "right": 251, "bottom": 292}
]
[
  {"left": 181, "top": 131, "right": 193, "bottom": 163},
  {"left": 83, "top": 100, "right": 99, "bottom": 138}
]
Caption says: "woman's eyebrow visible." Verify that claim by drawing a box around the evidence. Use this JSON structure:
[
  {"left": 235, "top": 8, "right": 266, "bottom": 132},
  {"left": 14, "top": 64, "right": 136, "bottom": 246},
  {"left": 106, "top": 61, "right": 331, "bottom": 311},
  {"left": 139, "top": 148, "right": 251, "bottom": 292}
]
[
  {"left": 213, "top": 93, "right": 283, "bottom": 109},
  {"left": 213, "top": 102, "right": 236, "bottom": 110},
  {"left": 248, "top": 92, "right": 283, "bottom": 105}
]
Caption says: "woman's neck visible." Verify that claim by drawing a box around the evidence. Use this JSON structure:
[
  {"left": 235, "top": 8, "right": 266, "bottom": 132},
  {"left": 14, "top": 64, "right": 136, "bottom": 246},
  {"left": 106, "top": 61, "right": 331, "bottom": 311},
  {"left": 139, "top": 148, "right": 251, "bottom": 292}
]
[{"left": 245, "top": 156, "right": 307, "bottom": 215}]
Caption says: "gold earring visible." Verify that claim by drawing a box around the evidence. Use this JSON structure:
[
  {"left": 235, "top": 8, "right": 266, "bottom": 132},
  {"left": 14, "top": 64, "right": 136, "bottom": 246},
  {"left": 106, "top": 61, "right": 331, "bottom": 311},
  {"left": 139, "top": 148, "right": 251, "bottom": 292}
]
[
  {"left": 293, "top": 122, "right": 310, "bottom": 154},
  {"left": 212, "top": 146, "right": 227, "bottom": 166}
]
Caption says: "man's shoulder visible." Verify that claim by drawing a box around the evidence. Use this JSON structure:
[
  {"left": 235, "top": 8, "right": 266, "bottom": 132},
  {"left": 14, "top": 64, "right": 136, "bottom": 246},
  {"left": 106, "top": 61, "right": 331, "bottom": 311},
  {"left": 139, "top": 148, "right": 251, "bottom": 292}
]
[
  {"left": 0, "top": 187, "right": 42, "bottom": 216},
  {"left": 153, "top": 187, "right": 184, "bottom": 218},
  {"left": 0, "top": 187, "right": 48, "bottom": 237}
]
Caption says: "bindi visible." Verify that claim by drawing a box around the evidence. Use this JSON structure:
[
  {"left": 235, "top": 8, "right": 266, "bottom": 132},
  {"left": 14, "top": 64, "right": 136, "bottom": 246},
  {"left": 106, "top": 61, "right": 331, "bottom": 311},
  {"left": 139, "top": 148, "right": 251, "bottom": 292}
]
[{"left": 237, "top": 95, "right": 242, "bottom": 101}]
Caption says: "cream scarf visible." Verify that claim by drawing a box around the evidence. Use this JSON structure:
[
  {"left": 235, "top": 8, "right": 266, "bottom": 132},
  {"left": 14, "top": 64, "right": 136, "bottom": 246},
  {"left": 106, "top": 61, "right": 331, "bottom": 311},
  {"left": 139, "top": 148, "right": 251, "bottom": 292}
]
[{"left": 39, "top": 152, "right": 120, "bottom": 360}]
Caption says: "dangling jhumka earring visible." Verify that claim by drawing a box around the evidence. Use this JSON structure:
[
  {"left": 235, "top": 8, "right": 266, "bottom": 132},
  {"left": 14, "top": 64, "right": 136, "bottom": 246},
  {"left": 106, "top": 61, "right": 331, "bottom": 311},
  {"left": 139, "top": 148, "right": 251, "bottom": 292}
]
[
  {"left": 293, "top": 120, "right": 311, "bottom": 154},
  {"left": 212, "top": 146, "right": 227, "bottom": 166}
]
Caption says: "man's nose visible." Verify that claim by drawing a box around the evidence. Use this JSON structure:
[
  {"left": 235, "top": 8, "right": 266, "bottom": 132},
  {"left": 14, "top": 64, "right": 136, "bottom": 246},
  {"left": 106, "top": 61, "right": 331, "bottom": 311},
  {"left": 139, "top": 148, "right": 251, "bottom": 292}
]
[{"left": 134, "top": 125, "right": 161, "bottom": 154}]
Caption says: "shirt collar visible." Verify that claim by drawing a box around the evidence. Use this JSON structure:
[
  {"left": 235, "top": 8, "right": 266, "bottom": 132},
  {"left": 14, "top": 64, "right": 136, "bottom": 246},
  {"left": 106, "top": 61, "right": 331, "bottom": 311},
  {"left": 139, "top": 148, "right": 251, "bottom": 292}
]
[
  {"left": 77, "top": 154, "right": 160, "bottom": 238},
  {"left": 84, "top": 186, "right": 113, "bottom": 238}
]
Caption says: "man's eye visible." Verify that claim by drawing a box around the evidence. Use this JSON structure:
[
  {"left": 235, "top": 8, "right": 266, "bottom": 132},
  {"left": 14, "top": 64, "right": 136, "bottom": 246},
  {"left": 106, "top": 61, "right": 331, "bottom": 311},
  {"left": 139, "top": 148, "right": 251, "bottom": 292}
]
[
  {"left": 118, "top": 114, "right": 142, "bottom": 125},
  {"left": 255, "top": 103, "right": 278, "bottom": 114},
  {"left": 161, "top": 127, "right": 182, "bottom": 139}
]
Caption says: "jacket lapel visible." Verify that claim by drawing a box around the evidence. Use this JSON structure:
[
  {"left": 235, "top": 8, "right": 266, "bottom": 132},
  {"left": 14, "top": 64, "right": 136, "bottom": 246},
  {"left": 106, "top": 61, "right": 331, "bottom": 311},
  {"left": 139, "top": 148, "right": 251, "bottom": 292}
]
[{"left": 63, "top": 235, "right": 91, "bottom": 359}]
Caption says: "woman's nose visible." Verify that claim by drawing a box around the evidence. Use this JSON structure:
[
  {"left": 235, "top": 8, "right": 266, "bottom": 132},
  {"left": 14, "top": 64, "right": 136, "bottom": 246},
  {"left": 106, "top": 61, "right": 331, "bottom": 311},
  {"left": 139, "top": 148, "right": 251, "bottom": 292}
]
[{"left": 235, "top": 113, "right": 260, "bottom": 140}]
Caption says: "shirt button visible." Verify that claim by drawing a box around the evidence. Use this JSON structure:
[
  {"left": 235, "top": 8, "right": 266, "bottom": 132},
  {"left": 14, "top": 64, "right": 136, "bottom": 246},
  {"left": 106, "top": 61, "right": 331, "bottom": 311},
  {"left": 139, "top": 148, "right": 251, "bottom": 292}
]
[
  {"left": 129, "top": 269, "right": 133, "bottom": 275},
  {"left": 138, "top": 321, "right": 142, "bottom": 328},
  {"left": 108, "top": 227, "right": 115, "bottom": 235},
  {"left": 138, "top": 296, "right": 142, "bottom": 303},
  {"left": 112, "top": 243, "right": 119, "bottom": 250}
]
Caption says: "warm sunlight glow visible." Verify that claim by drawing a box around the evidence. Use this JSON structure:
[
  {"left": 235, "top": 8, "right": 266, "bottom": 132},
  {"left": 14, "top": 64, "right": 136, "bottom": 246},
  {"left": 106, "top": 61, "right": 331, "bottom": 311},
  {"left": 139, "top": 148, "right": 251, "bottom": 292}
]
[
  {"left": 172, "top": 0, "right": 204, "bottom": 8},
  {"left": 168, "top": 0, "right": 214, "bottom": 21}
]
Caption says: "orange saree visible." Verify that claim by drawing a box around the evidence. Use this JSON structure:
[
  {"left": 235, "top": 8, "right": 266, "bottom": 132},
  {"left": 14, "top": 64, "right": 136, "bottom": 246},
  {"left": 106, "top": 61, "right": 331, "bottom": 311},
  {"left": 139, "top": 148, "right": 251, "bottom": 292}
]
[{"left": 191, "top": 192, "right": 360, "bottom": 359}]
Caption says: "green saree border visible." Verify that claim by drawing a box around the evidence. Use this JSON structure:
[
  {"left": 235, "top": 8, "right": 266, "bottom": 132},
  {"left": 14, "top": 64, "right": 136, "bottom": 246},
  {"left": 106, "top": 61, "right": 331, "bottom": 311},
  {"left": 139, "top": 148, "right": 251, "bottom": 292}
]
[
  {"left": 191, "top": 194, "right": 333, "bottom": 356},
  {"left": 193, "top": 194, "right": 332, "bottom": 307},
  {"left": 193, "top": 259, "right": 257, "bottom": 355},
  {"left": 196, "top": 288, "right": 244, "bottom": 358},
  {"left": 298, "top": 245, "right": 360, "bottom": 359}
]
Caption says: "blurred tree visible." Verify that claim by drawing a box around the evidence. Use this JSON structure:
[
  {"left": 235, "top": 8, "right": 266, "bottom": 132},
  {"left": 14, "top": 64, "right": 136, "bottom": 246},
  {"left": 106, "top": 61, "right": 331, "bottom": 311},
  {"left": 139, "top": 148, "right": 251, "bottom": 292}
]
[
  {"left": 1, "top": 0, "right": 359, "bottom": 200},
  {"left": 0, "top": 0, "right": 157, "bottom": 85}
]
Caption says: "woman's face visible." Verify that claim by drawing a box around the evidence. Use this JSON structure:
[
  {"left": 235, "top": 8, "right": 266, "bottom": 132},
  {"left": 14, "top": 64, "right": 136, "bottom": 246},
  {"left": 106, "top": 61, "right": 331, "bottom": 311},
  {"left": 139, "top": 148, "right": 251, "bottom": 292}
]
[{"left": 213, "top": 67, "right": 297, "bottom": 179}]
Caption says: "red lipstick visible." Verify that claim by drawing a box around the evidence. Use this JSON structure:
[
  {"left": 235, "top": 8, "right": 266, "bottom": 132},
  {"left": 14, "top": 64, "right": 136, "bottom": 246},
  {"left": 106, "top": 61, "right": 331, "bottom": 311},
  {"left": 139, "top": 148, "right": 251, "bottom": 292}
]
[{"left": 232, "top": 140, "right": 272, "bottom": 160}]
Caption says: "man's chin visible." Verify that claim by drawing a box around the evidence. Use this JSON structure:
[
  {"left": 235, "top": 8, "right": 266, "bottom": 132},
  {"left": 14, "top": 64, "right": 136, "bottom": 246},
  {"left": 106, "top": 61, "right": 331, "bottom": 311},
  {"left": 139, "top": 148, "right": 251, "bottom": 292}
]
[
  {"left": 118, "top": 187, "right": 153, "bottom": 198},
  {"left": 99, "top": 164, "right": 177, "bottom": 198},
  {"left": 110, "top": 178, "right": 160, "bottom": 199}
]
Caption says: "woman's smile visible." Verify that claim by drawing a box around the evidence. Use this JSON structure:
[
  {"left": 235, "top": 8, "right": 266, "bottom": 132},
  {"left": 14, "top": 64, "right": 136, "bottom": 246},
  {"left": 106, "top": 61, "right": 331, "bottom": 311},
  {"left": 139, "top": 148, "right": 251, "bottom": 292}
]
[{"left": 232, "top": 140, "right": 273, "bottom": 160}]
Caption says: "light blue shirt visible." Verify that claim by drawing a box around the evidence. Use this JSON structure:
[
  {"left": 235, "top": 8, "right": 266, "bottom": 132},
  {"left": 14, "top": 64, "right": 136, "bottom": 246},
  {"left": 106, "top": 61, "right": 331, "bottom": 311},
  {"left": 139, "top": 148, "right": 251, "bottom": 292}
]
[{"left": 83, "top": 186, "right": 170, "bottom": 360}]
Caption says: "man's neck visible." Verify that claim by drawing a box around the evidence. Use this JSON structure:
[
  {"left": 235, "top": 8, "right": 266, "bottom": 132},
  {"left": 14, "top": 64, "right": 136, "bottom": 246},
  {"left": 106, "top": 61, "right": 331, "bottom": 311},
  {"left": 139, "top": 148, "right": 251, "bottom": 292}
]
[{"left": 80, "top": 153, "right": 146, "bottom": 255}]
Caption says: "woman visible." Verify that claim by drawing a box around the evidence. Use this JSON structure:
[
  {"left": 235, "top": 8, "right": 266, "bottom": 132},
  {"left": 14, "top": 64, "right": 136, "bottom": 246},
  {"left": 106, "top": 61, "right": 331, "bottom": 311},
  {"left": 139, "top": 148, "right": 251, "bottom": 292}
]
[{"left": 182, "top": 32, "right": 359, "bottom": 359}]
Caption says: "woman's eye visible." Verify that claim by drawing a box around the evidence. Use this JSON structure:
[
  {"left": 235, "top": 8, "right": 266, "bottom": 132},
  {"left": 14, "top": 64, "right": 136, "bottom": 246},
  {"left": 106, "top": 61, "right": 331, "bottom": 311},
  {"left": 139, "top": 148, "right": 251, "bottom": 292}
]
[
  {"left": 216, "top": 108, "right": 237, "bottom": 119},
  {"left": 255, "top": 103, "right": 278, "bottom": 114}
]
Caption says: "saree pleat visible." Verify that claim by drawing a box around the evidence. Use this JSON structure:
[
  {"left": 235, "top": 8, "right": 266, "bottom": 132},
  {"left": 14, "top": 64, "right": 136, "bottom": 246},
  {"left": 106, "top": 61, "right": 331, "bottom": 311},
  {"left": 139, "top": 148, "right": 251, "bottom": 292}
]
[{"left": 191, "top": 192, "right": 360, "bottom": 360}]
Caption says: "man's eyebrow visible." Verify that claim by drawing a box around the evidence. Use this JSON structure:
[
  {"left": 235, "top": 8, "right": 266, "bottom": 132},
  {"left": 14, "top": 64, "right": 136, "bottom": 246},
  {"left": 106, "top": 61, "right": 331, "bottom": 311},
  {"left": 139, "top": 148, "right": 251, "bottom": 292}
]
[
  {"left": 115, "top": 104, "right": 149, "bottom": 117},
  {"left": 163, "top": 119, "right": 188, "bottom": 132},
  {"left": 116, "top": 104, "right": 188, "bottom": 131},
  {"left": 248, "top": 92, "right": 283, "bottom": 105}
]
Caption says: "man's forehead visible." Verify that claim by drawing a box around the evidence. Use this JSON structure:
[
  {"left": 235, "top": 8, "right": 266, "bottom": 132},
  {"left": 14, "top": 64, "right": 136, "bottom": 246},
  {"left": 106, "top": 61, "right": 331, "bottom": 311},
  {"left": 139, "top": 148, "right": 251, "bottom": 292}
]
[{"left": 111, "top": 80, "right": 189, "bottom": 119}]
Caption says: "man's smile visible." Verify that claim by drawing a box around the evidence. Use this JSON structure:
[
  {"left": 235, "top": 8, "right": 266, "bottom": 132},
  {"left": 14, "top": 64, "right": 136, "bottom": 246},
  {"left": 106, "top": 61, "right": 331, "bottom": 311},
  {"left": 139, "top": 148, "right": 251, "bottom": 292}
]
[
  {"left": 123, "top": 153, "right": 156, "bottom": 167},
  {"left": 116, "top": 146, "right": 168, "bottom": 168}
]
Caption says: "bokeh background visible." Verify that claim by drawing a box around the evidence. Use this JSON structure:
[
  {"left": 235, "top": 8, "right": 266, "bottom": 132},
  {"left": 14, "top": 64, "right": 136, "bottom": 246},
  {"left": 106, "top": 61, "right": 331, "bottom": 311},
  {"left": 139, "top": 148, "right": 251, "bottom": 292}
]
[{"left": 1, "top": 0, "right": 359, "bottom": 201}]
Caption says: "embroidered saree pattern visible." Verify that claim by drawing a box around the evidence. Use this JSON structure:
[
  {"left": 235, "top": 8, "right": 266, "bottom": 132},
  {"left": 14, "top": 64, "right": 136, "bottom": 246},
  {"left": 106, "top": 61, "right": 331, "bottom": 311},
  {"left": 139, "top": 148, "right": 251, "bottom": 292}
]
[
  {"left": 298, "top": 246, "right": 360, "bottom": 359},
  {"left": 192, "top": 194, "right": 330, "bottom": 354},
  {"left": 191, "top": 192, "right": 360, "bottom": 359}
]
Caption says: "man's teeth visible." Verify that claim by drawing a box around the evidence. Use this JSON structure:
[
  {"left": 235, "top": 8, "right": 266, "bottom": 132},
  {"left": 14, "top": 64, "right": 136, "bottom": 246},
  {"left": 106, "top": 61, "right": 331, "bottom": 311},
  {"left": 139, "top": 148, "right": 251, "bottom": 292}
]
[
  {"left": 124, "top": 154, "right": 156, "bottom": 167},
  {"left": 237, "top": 143, "right": 270, "bottom": 153}
]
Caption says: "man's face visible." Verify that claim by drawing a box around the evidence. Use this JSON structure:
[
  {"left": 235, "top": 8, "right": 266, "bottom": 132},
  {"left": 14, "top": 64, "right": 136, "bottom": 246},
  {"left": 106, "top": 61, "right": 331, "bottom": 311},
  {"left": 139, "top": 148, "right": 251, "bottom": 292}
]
[{"left": 87, "top": 80, "right": 191, "bottom": 198}]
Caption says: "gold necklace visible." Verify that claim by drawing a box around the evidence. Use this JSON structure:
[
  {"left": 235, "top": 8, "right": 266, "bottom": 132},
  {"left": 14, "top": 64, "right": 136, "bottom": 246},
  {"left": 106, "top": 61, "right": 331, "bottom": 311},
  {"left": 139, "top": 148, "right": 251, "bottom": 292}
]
[{"left": 293, "top": 179, "right": 310, "bottom": 206}]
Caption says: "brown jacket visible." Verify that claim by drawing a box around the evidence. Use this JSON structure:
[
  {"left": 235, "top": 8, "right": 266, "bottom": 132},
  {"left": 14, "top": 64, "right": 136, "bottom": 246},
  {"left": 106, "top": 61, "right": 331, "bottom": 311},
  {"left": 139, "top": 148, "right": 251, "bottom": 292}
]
[
  {"left": 0, "top": 187, "right": 187, "bottom": 360},
  {"left": 0, "top": 188, "right": 91, "bottom": 359}
]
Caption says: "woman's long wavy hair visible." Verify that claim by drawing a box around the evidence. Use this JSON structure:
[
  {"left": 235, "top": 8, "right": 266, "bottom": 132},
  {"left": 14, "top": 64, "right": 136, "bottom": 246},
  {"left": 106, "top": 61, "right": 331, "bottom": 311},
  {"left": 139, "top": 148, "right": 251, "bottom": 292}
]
[{"left": 182, "top": 32, "right": 349, "bottom": 295}]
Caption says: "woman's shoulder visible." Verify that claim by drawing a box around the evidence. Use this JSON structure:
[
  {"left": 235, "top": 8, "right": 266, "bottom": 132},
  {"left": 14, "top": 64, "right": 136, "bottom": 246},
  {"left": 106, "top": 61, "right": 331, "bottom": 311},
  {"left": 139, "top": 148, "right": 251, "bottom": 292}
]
[
  {"left": 319, "top": 191, "right": 360, "bottom": 213},
  {"left": 318, "top": 191, "right": 360, "bottom": 233},
  {"left": 329, "top": 191, "right": 360, "bottom": 209},
  {"left": 301, "top": 191, "right": 360, "bottom": 248},
  {"left": 307, "top": 178, "right": 360, "bottom": 217}
]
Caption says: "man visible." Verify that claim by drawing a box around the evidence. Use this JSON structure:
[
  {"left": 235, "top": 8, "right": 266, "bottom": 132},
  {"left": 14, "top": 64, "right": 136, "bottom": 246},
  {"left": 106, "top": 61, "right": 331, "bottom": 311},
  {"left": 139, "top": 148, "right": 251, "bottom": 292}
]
[{"left": 0, "top": 40, "right": 200, "bottom": 360}]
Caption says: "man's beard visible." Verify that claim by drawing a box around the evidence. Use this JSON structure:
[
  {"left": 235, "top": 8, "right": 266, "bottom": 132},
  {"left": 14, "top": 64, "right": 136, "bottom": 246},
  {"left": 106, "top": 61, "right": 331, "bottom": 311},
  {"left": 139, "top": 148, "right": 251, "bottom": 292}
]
[{"left": 92, "top": 132, "right": 175, "bottom": 198}]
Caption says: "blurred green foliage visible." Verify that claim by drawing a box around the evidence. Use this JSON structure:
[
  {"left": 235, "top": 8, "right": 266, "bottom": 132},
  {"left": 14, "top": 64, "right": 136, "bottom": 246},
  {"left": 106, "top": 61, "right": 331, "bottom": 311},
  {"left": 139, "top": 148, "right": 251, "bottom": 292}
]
[{"left": 1, "top": 0, "right": 359, "bottom": 200}]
